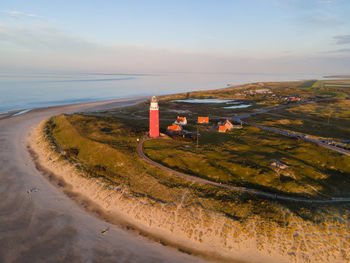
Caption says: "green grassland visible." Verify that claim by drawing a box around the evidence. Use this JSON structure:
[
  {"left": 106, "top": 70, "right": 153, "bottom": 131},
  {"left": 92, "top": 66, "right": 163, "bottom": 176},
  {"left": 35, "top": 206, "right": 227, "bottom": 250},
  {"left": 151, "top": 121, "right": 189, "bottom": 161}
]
[
  {"left": 45, "top": 113, "right": 307, "bottom": 224},
  {"left": 307, "top": 80, "right": 350, "bottom": 98},
  {"left": 45, "top": 114, "right": 191, "bottom": 203},
  {"left": 144, "top": 126, "right": 350, "bottom": 198},
  {"left": 45, "top": 79, "right": 350, "bottom": 226},
  {"left": 246, "top": 99, "right": 350, "bottom": 140}
]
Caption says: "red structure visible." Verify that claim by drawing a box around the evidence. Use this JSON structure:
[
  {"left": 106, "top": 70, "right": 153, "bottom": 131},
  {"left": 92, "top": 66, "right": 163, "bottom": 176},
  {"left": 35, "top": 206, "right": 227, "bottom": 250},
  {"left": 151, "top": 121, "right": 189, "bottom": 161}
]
[
  {"left": 167, "top": 124, "right": 182, "bottom": 132},
  {"left": 149, "top": 96, "right": 159, "bottom": 138},
  {"left": 198, "top": 117, "right": 209, "bottom": 124}
]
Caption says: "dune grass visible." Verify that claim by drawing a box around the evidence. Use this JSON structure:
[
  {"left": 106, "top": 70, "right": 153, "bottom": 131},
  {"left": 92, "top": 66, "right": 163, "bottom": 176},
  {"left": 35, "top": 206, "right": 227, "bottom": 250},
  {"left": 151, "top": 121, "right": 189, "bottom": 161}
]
[{"left": 45, "top": 114, "right": 195, "bottom": 203}]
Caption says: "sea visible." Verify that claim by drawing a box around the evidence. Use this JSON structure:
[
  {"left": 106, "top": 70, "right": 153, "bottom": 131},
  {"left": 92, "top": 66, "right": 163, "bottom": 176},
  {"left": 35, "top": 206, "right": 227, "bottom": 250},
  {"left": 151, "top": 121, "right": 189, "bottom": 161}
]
[{"left": 0, "top": 72, "right": 324, "bottom": 114}]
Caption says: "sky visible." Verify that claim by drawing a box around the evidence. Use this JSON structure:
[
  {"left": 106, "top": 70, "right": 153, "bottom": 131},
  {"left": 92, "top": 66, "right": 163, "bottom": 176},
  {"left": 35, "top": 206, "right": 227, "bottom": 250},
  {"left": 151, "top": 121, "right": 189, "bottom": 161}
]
[{"left": 0, "top": 0, "right": 350, "bottom": 74}]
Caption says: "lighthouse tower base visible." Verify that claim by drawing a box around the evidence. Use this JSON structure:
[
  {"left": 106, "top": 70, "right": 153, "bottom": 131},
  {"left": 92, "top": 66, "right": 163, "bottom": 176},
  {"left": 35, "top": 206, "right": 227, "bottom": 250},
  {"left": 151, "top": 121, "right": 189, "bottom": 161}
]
[
  {"left": 149, "top": 110, "right": 159, "bottom": 137},
  {"left": 149, "top": 96, "right": 159, "bottom": 138}
]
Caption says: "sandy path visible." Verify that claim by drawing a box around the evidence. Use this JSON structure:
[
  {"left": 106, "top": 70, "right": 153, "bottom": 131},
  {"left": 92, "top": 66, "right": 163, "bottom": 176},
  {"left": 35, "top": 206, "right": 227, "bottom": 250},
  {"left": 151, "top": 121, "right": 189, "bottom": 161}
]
[{"left": 0, "top": 98, "right": 205, "bottom": 263}]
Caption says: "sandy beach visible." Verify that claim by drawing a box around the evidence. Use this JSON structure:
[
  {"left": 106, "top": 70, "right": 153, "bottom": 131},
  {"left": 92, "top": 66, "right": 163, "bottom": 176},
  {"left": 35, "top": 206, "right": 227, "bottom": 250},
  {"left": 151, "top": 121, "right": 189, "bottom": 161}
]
[
  {"left": 3, "top": 97, "right": 348, "bottom": 263},
  {"left": 0, "top": 98, "right": 206, "bottom": 263},
  {"left": 24, "top": 100, "right": 303, "bottom": 263}
]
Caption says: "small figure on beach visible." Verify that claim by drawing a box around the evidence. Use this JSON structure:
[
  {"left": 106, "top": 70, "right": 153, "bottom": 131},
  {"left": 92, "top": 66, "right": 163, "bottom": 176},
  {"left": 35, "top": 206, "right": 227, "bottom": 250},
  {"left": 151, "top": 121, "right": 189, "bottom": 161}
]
[
  {"left": 101, "top": 226, "right": 110, "bottom": 235},
  {"left": 26, "top": 187, "right": 39, "bottom": 194}
]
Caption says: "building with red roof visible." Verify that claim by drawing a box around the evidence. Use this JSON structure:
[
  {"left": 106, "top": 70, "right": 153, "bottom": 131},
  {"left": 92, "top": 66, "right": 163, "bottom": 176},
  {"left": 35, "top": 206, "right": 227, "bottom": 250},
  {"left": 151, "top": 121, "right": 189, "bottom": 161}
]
[
  {"left": 197, "top": 117, "right": 209, "bottom": 124},
  {"left": 217, "top": 119, "right": 236, "bottom": 133},
  {"left": 218, "top": 125, "right": 227, "bottom": 133},
  {"left": 167, "top": 124, "right": 183, "bottom": 134},
  {"left": 174, "top": 116, "right": 187, "bottom": 126}
]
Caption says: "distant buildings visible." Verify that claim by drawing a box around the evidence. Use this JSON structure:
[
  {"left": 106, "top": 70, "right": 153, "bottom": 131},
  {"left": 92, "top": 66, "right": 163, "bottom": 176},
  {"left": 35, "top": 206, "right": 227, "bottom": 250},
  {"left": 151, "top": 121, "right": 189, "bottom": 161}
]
[{"left": 197, "top": 117, "right": 209, "bottom": 124}]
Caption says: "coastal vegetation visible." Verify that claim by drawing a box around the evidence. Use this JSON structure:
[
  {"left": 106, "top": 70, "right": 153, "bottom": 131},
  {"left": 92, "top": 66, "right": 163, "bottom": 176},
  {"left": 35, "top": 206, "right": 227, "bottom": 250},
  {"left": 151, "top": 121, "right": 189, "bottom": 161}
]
[
  {"left": 245, "top": 99, "right": 350, "bottom": 140},
  {"left": 41, "top": 79, "right": 350, "bottom": 262},
  {"left": 143, "top": 125, "right": 350, "bottom": 198},
  {"left": 44, "top": 78, "right": 350, "bottom": 208}
]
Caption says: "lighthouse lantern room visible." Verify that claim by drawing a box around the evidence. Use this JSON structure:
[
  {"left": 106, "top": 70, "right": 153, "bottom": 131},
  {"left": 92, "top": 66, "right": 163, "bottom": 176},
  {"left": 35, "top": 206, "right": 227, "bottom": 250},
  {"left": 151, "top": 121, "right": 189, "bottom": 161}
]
[{"left": 149, "top": 96, "right": 159, "bottom": 138}]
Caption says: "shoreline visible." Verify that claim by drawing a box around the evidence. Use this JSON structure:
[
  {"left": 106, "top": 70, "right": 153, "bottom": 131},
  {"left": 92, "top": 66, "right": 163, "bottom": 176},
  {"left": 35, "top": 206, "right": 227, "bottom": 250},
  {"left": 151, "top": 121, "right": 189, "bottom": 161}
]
[
  {"left": 3, "top": 91, "right": 348, "bottom": 262},
  {"left": 23, "top": 99, "right": 312, "bottom": 263},
  {"left": 28, "top": 119, "right": 253, "bottom": 263},
  {"left": 0, "top": 97, "right": 206, "bottom": 263},
  {"left": 24, "top": 97, "right": 291, "bottom": 263},
  {"left": 0, "top": 96, "right": 148, "bottom": 118}
]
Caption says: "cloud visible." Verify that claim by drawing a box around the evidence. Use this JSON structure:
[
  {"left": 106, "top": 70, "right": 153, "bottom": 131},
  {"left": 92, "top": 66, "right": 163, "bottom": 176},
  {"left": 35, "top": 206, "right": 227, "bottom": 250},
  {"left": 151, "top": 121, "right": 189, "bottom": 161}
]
[
  {"left": 277, "top": 0, "right": 345, "bottom": 28},
  {"left": 320, "top": 48, "right": 350, "bottom": 53},
  {"left": 1, "top": 10, "right": 38, "bottom": 18},
  {"left": 307, "top": 13, "right": 344, "bottom": 27},
  {"left": 318, "top": 0, "right": 333, "bottom": 4},
  {"left": 336, "top": 48, "right": 350, "bottom": 52},
  {"left": 0, "top": 21, "right": 350, "bottom": 75},
  {"left": 334, "top": 35, "right": 350, "bottom": 45},
  {"left": 0, "top": 24, "right": 98, "bottom": 51}
]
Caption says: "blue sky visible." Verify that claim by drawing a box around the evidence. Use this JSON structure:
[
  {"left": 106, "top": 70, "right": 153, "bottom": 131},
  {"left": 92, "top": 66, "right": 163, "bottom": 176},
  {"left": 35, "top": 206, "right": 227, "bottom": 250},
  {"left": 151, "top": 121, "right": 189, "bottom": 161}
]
[{"left": 1, "top": 0, "right": 350, "bottom": 74}]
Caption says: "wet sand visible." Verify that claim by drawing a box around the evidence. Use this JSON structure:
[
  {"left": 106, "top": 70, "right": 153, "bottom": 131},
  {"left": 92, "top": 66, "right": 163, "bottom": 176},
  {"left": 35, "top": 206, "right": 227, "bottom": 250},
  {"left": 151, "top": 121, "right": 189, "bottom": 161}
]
[{"left": 0, "top": 98, "right": 206, "bottom": 263}]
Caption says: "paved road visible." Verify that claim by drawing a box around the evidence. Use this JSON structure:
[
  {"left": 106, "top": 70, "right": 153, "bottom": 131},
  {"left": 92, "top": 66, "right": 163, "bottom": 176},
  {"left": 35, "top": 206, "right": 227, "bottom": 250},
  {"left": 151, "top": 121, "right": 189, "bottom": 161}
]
[{"left": 138, "top": 138, "right": 350, "bottom": 204}]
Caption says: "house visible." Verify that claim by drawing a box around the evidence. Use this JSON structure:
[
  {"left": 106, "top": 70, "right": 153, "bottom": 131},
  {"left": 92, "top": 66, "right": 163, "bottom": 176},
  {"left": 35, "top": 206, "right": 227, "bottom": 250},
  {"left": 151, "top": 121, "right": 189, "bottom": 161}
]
[
  {"left": 218, "top": 125, "right": 227, "bottom": 133},
  {"left": 174, "top": 116, "right": 187, "bottom": 126},
  {"left": 167, "top": 124, "right": 183, "bottom": 134},
  {"left": 198, "top": 117, "right": 209, "bottom": 124},
  {"left": 217, "top": 119, "right": 234, "bottom": 133}
]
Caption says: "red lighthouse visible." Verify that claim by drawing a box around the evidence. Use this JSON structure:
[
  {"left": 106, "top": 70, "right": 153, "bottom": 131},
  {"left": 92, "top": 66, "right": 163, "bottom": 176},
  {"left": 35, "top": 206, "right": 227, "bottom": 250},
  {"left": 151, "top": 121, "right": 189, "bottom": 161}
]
[{"left": 149, "top": 96, "right": 159, "bottom": 138}]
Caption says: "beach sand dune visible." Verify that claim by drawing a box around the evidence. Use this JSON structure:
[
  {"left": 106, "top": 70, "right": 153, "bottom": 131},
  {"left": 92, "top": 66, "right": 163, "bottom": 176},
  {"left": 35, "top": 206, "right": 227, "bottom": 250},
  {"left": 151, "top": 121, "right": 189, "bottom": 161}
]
[{"left": 0, "top": 99, "right": 205, "bottom": 263}]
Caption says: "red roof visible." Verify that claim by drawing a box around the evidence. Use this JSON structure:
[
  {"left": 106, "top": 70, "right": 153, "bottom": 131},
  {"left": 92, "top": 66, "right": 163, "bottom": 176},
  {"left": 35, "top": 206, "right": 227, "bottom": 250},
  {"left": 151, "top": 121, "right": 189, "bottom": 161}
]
[
  {"left": 218, "top": 125, "right": 227, "bottom": 132},
  {"left": 177, "top": 117, "right": 186, "bottom": 122},
  {"left": 167, "top": 124, "right": 182, "bottom": 131},
  {"left": 198, "top": 117, "right": 209, "bottom": 123}
]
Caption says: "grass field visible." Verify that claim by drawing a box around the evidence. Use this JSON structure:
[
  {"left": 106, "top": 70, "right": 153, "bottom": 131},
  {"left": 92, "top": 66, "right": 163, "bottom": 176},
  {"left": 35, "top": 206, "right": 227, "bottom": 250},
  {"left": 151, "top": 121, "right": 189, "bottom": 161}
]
[
  {"left": 44, "top": 113, "right": 346, "bottom": 223},
  {"left": 246, "top": 99, "right": 350, "bottom": 140},
  {"left": 305, "top": 80, "right": 350, "bottom": 98},
  {"left": 144, "top": 125, "right": 350, "bottom": 198},
  {"left": 44, "top": 79, "right": 350, "bottom": 226},
  {"left": 44, "top": 114, "right": 195, "bottom": 203}
]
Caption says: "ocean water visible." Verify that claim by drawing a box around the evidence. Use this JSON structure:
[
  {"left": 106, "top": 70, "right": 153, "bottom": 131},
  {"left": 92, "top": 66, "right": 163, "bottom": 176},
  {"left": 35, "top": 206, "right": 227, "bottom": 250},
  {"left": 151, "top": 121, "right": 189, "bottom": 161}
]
[{"left": 0, "top": 72, "right": 323, "bottom": 113}]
